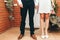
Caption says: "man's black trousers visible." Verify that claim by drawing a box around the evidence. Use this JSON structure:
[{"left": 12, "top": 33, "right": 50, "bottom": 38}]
[{"left": 20, "top": 0, "right": 35, "bottom": 35}]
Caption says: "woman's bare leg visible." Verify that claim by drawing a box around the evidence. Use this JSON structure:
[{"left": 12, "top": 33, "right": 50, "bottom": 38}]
[
  {"left": 45, "top": 13, "right": 49, "bottom": 37},
  {"left": 40, "top": 13, "right": 45, "bottom": 36}
]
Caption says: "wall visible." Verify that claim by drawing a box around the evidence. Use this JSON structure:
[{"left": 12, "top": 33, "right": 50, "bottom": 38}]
[
  {"left": 56, "top": 0, "right": 60, "bottom": 16},
  {"left": 0, "top": 0, "right": 10, "bottom": 33},
  {"left": 13, "top": 0, "right": 21, "bottom": 27}
]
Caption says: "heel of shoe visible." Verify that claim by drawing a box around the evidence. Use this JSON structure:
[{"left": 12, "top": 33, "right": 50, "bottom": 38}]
[{"left": 41, "top": 35, "right": 45, "bottom": 39}]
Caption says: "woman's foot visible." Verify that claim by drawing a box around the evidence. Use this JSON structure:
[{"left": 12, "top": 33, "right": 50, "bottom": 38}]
[
  {"left": 45, "top": 29, "right": 49, "bottom": 38},
  {"left": 45, "top": 35, "right": 49, "bottom": 38},
  {"left": 41, "top": 29, "right": 45, "bottom": 39},
  {"left": 41, "top": 35, "right": 45, "bottom": 39},
  {"left": 41, "top": 35, "right": 49, "bottom": 39}
]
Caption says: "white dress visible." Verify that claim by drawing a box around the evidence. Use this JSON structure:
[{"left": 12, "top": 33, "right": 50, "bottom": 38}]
[{"left": 37, "top": 0, "right": 53, "bottom": 13}]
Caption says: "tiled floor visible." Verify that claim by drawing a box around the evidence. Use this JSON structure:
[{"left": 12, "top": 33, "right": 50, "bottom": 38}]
[{"left": 0, "top": 27, "right": 60, "bottom": 40}]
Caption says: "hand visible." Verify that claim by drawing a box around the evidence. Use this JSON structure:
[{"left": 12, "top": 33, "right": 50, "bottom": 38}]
[
  {"left": 52, "top": 3, "right": 55, "bottom": 8},
  {"left": 51, "top": 10, "right": 55, "bottom": 14},
  {"left": 19, "top": 4, "right": 23, "bottom": 8},
  {"left": 35, "top": 5, "right": 39, "bottom": 10}
]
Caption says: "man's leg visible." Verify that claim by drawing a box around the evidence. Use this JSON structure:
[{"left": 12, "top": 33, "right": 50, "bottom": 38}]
[
  {"left": 20, "top": 7, "right": 27, "bottom": 35},
  {"left": 18, "top": 5, "right": 27, "bottom": 39},
  {"left": 28, "top": 2, "right": 37, "bottom": 40},
  {"left": 29, "top": 2, "right": 34, "bottom": 35}
]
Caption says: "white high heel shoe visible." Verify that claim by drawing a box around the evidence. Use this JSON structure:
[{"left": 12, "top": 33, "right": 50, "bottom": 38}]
[
  {"left": 45, "top": 35, "right": 49, "bottom": 38},
  {"left": 41, "top": 35, "right": 45, "bottom": 39}
]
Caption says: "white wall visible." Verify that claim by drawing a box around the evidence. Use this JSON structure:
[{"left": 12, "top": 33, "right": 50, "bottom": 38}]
[{"left": 25, "top": 10, "right": 40, "bottom": 28}]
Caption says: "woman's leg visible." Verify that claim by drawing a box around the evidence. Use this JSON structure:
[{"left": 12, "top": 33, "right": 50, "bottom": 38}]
[
  {"left": 45, "top": 13, "right": 49, "bottom": 36},
  {"left": 40, "top": 13, "right": 45, "bottom": 36}
]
